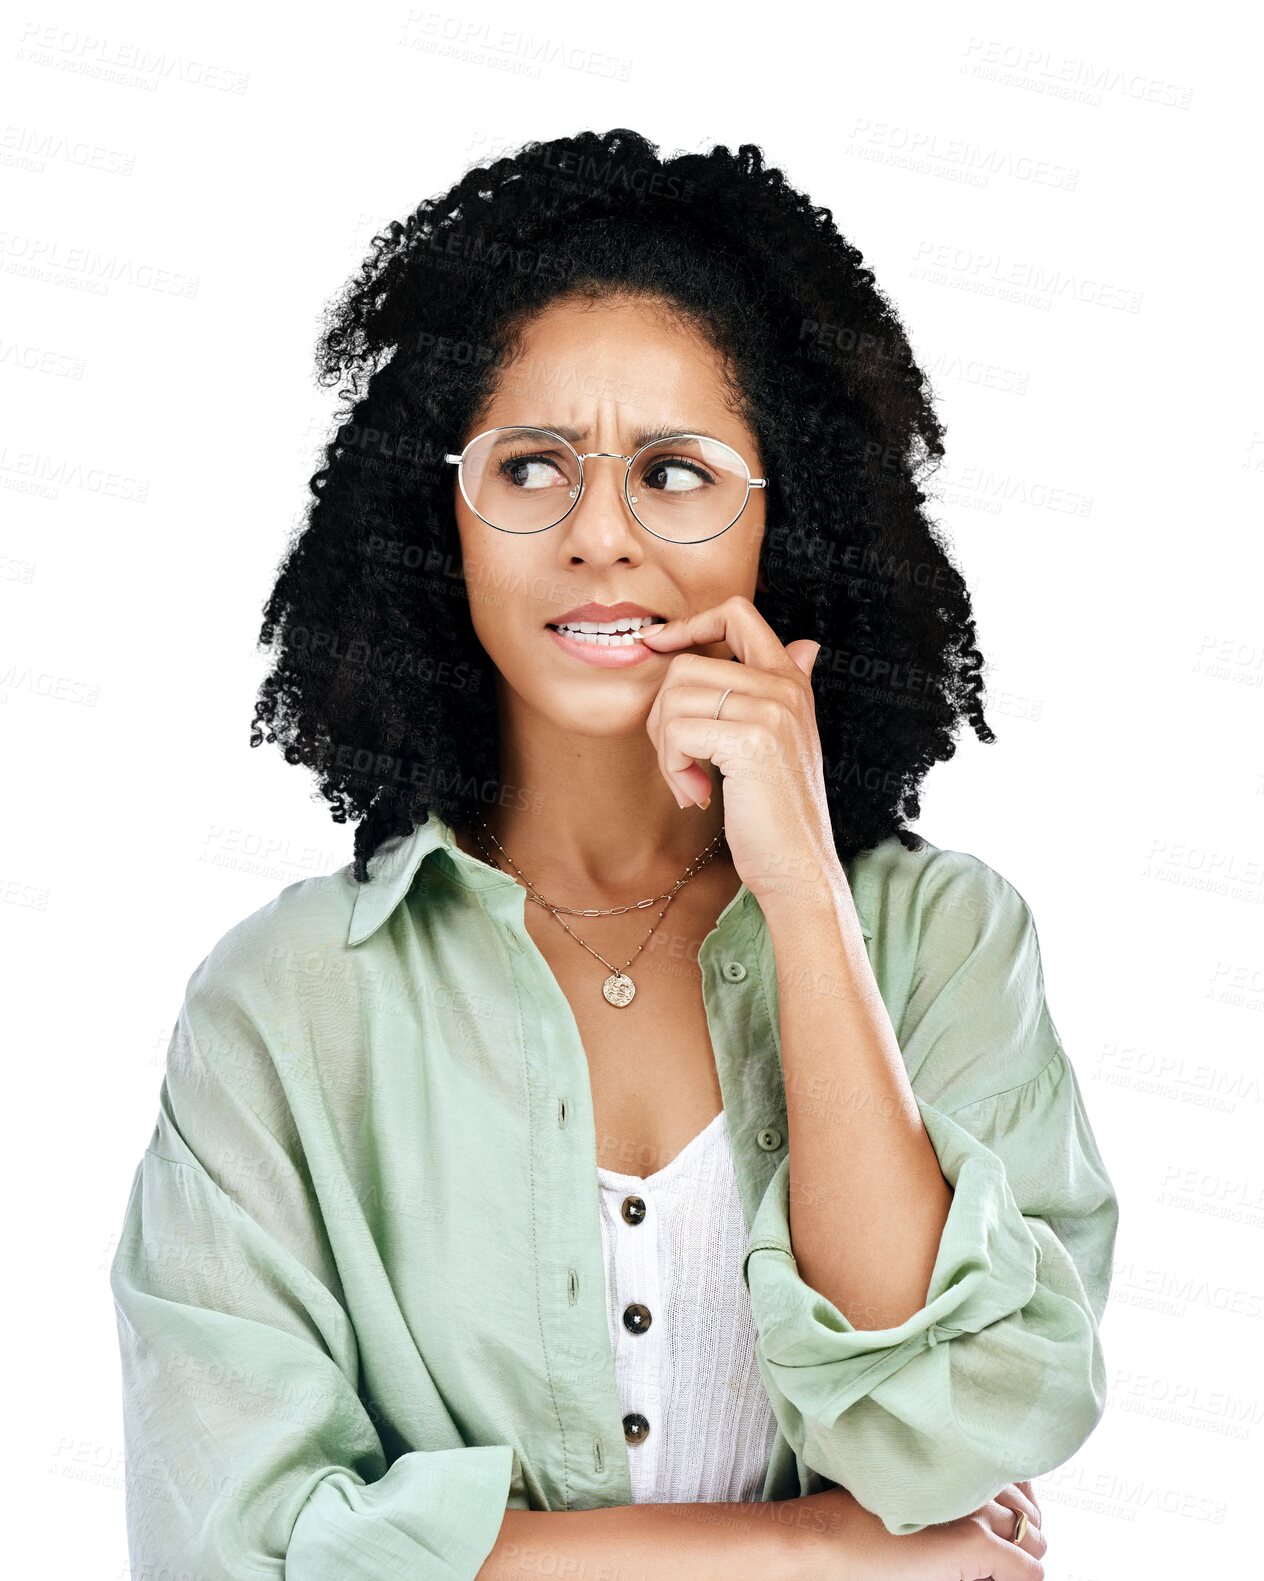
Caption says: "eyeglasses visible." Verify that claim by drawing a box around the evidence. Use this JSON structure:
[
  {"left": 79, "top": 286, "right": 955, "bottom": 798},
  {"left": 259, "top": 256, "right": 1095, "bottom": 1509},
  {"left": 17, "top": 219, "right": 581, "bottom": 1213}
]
[{"left": 444, "top": 426, "right": 767, "bottom": 545}]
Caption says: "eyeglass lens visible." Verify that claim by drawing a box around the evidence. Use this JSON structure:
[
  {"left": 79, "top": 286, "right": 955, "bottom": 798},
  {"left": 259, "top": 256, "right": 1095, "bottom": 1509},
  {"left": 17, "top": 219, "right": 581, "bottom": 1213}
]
[{"left": 458, "top": 428, "right": 752, "bottom": 542}]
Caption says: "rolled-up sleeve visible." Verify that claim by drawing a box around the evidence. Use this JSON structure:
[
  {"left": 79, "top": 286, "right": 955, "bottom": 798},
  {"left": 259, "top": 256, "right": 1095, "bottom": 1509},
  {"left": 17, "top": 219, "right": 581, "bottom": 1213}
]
[
  {"left": 109, "top": 961, "right": 518, "bottom": 1580},
  {"left": 741, "top": 859, "right": 1120, "bottom": 1535}
]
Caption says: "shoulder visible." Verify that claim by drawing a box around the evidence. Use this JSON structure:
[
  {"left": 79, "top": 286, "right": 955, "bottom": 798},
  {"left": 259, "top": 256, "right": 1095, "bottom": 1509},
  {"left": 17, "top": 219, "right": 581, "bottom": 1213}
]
[
  {"left": 178, "top": 865, "right": 366, "bottom": 1027},
  {"left": 157, "top": 867, "right": 371, "bottom": 1147},
  {"left": 847, "top": 834, "right": 1059, "bottom": 1107},
  {"left": 846, "top": 832, "right": 1038, "bottom": 958}
]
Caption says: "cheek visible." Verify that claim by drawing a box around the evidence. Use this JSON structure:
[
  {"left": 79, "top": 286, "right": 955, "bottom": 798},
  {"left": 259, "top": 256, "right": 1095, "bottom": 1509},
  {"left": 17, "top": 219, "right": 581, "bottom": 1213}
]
[
  {"left": 692, "top": 542, "right": 763, "bottom": 609},
  {"left": 464, "top": 571, "right": 515, "bottom": 653},
  {"left": 692, "top": 546, "right": 763, "bottom": 658},
  {"left": 455, "top": 511, "right": 500, "bottom": 616},
  {"left": 456, "top": 522, "right": 538, "bottom": 660}
]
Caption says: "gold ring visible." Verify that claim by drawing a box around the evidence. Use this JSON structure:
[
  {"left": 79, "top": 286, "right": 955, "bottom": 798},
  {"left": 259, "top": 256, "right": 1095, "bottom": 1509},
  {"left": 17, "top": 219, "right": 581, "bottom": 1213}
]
[{"left": 1011, "top": 1510, "right": 1029, "bottom": 1545}]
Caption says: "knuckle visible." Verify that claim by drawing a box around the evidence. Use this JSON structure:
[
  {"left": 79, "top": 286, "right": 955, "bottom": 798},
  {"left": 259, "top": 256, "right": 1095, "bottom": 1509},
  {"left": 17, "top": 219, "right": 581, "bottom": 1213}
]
[{"left": 780, "top": 676, "right": 805, "bottom": 706}]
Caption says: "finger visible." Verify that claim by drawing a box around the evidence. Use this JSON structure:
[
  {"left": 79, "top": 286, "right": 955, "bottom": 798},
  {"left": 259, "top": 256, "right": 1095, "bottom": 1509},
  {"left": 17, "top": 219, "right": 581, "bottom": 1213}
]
[
  {"left": 975, "top": 1522, "right": 1047, "bottom": 1581},
  {"left": 997, "top": 1482, "right": 1043, "bottom": 1536},
  {"left": 644, "top": 652, "right": 761, "bottom": 744},
  {"left": 635, "top": 594, "right": 799, "bottom": 673},
  {"left": 645, "top": 679, "right": 722, "bottom": 806},
  {"left": 645, "top": 653, "right": 797, "bottom": 749},
  {"left": 663, "top": 714, "right": 783, "bottom": 799},
  {"left": 987, "top": 1493, "right": 1048, "bottom": 1564},
  {"left": 649, "top": 684, "right": 769, "bottom": 804},
  {"left": 1014, "top": 1479, "right": 1042, "bottom": 1529}
]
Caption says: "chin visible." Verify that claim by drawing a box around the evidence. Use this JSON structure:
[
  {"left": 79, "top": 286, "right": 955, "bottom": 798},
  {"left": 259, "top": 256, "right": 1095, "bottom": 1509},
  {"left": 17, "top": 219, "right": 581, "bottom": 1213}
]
[{"left": 530, "top": 685, "right": 653, "bottom": 737}]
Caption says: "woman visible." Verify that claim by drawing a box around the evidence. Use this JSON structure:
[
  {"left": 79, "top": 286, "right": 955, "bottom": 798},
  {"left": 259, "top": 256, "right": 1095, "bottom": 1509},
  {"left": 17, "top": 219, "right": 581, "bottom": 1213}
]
[{"left": 110, "top": 129, "right": 1117, "bottom": 1581}]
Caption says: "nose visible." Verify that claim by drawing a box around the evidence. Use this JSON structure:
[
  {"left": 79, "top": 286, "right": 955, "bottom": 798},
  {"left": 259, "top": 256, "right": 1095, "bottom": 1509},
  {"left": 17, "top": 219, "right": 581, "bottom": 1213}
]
[{"left": 555, "top": 452, "right": 644, "bottom": 561}]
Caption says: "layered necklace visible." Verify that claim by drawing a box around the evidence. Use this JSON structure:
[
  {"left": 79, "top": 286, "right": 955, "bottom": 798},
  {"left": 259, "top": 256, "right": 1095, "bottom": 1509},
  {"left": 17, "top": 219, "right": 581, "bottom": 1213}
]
[{"left": 471, "top": 810, "right": 728, "bottom": 1007}]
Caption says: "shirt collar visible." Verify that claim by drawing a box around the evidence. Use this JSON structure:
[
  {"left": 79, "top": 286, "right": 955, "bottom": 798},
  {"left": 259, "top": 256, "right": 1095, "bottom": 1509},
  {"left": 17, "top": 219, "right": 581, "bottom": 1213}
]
[
  {"left": 347, "top": 806, "right": 873, "bottom": 946},
  {"left": 347, "top": 806, "right": 490, "bottom": 946}
]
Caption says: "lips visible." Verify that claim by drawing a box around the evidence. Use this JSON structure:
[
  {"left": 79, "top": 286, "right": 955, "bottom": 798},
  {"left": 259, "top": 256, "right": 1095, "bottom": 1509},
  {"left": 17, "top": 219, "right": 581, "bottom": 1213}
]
[
  {"left": 543, "top": 600, "right": 669, "bottom": 667},
  {"left": 546, "top": 601, "right": 667, "bottom": 627}
]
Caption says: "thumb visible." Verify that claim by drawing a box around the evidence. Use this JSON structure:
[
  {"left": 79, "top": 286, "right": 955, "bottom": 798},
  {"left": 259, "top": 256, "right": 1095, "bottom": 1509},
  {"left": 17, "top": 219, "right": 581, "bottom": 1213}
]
[{"left": 786, "top": 639, "right": 822, "bottom": 679}]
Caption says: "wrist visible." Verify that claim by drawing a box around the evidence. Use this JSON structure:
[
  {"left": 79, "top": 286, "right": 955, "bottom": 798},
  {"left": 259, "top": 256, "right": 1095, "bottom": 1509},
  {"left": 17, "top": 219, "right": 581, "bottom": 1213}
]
[
  {"left": 754, "top": 860, "right": 859, "bottom": 932},
  {"left": 792, "top": 1488, "right": 870, "bottom": 1581},
  {"left": 731, "top": 1493, "right": 841, "bottom": 1581},
  {"left": 747, "top": 842, "right": 850, "bottom": 913}
]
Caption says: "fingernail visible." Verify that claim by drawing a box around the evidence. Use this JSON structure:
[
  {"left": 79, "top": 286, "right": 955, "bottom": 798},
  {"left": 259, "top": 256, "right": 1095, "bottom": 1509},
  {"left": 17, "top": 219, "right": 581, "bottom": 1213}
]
[
  {"left": 697, "top": 795, "right": 712, "bottom": 811},
  {"left": 674, "top": 790, "right": 690, "bottom": 809}
]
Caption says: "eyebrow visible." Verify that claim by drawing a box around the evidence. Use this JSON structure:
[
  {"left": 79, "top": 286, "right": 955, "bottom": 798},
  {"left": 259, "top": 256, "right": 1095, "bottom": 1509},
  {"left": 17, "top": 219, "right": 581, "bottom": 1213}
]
[{"left": 538, "top": 423, "right": 706, "bottom": 450}]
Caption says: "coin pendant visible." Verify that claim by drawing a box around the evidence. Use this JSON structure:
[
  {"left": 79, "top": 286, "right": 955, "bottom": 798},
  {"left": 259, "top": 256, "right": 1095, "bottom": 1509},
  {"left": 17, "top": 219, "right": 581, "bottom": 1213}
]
[{"left": 602, "top": 972, "right": 636, "bottom": 1007}]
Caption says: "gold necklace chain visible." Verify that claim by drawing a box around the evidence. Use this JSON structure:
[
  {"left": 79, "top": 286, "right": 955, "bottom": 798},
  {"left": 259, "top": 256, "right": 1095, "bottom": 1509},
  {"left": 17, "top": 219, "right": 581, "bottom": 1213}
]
[{"left": 472, "top": 811, "right": 727, "bottom": 1008}]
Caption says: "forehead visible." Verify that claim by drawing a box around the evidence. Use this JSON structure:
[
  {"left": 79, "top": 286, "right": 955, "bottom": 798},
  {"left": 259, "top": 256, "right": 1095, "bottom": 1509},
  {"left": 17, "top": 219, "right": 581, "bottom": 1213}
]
[{"left": 480, "top": 295, "right": 745, "bottom": 439}]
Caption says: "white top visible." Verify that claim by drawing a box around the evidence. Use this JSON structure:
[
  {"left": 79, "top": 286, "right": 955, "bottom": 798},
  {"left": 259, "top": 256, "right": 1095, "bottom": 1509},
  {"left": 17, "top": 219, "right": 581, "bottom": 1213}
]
[{"left": 595, "top": 1107, "right": 781, "bottom": 1503}]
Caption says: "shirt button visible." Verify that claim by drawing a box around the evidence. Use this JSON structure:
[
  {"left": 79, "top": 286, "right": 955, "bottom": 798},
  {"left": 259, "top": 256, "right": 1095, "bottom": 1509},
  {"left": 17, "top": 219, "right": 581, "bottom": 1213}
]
[
  {"left": 721, "top": 961, "right": 747, "bottom": 982},
  {"left": 623, "top": 1412, "right": 650, "bottom": 1444},
  {"left": 622, "top": 1302, "right": 652, "bottom": 1335},
  {"left": 756, "top": 1126, "right": 782, "bottom": 1151},
  {"left": 621, "top": 1195, "right": 646, "bottom": 1226}
]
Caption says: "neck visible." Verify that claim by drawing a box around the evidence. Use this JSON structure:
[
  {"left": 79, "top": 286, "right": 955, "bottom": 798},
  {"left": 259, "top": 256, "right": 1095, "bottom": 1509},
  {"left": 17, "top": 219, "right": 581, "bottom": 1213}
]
[{"left": 462, "top": 712, "right": 728, "bottom": 901}]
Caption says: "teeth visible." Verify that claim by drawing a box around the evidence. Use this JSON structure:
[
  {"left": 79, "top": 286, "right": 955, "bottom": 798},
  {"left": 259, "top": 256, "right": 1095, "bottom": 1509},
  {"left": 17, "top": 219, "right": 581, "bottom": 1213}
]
[
  {"left": 552, "top": 615, "right": 661, "bottom": 645},
  {"left": 556, "top": 629, "right": 641, "bottom": 646}
]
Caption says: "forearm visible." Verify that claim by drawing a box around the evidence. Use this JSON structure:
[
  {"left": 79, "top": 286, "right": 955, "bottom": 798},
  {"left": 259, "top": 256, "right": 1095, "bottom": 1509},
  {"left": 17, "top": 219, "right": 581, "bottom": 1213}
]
[
  {"left": 479, "top": 1497, "right": 817, "bottom": 1581},
  {"left": 761, "top": 870, "right": 952, "bottom": 1328}
]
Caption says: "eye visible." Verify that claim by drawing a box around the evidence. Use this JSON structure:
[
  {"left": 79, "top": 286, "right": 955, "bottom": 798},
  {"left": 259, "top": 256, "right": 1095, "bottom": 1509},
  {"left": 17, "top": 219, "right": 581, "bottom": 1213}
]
[
  {"left": 497, "top": 450, "right": 570, "bottom": 489},
  {"left": 641, "top": 455, "right": 717, "bottom": 494}
]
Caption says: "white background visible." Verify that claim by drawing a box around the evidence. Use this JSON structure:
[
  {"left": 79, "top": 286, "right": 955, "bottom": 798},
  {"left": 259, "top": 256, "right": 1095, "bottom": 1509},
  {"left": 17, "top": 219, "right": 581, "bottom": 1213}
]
[{"left": 3, "top": 1, "right": 1260, "bottom": 1575}]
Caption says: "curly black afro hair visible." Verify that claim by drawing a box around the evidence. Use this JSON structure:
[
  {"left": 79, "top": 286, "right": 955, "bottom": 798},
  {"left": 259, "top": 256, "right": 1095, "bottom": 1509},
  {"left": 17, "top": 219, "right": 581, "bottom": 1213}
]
[{"left": 250, "top": 128, "right": 996, "bottom": 883}]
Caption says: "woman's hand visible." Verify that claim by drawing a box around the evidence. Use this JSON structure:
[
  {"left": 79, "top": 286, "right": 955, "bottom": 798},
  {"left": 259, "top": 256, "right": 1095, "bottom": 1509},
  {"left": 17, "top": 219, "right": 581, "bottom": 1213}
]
[
  {"left": 637, "top": 596, "right": 834, "bottom": 904},
  {"left": 795, "top": 1482, "right": 1047, "bottom": 1580}
]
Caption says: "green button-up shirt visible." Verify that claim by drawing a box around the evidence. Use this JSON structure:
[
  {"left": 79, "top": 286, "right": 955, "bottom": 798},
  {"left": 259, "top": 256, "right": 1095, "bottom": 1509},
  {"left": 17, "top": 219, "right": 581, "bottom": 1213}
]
[{"left": 109, "top": 807, "right": 1119, "bottom": 1577}]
